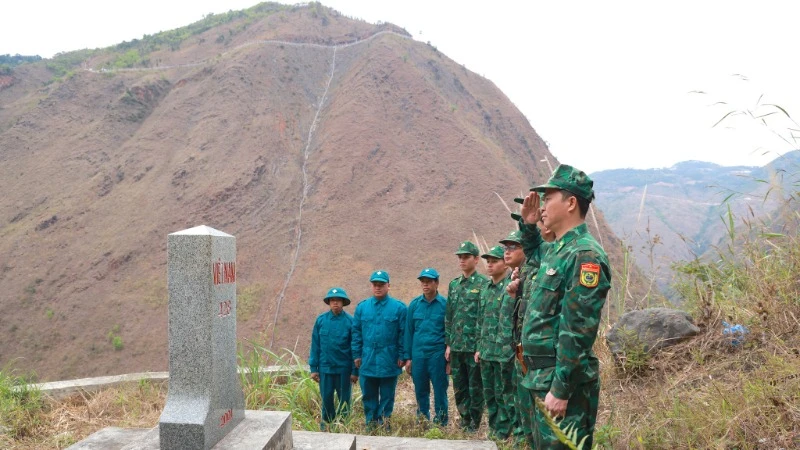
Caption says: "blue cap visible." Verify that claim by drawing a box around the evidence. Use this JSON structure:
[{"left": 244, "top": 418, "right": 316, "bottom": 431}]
[
  {"left": 369, "top": 270, "right": 390, "bottom": 283},
  {"left": 324, "top": 287, "right": 350, "bottom": 306},
  {"left": 417, "top": 268, "right": 439, "bottom": 280}
]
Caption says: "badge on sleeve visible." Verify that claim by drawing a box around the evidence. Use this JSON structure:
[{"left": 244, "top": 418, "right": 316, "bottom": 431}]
[{"left": 579, "top": 263, "right": 601, "bottom": 288}]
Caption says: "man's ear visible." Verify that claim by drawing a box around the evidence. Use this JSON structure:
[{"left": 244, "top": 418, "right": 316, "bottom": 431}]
[{"left": 567, "top": 195, "right": 578, "bottom": 213}]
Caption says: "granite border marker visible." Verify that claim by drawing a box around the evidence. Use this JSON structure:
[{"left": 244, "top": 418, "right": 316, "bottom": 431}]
[{"left": 158, "top": 225, "right": 245, "bottom": 450}]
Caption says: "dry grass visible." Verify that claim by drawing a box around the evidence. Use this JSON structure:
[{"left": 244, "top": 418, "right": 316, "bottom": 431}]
[{"left": 3, "top": 381, "right": 166, "bottom": 449}]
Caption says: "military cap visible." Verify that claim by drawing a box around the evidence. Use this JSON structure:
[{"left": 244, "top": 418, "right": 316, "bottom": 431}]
[
  {"left": 455, "top": 241, "right": 479, "bottom": 256},
  {"left": 481, "top": 245, "right": 505, "bottom": 260},
  {"left": 499, "top": 230, "right": 523, "bottom": 245},
  {"left": 323, "top": 287, "right": 350, "bottom": 306},
  {"left": 369, "top": 270, "right": 390, "bottom": 283},
  {"left": 417, "top": 268, "right": 440, "bottom": 280},
  {"left": 531, "top": 164, "right": 595, "bottom": 202}
]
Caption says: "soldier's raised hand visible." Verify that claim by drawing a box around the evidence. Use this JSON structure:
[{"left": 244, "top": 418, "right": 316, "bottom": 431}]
[{"left": 521, "top": 192, "right": 542, "bottom": 224}]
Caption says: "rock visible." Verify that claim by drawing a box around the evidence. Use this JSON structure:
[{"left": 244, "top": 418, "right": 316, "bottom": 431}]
[{"left": 606, "top": 307, "right": 701, "bottom": 355}]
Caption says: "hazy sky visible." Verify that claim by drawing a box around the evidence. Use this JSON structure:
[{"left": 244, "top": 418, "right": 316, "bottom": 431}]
[{"left": 3, "top": 1, "right": 798, "bottom": 173}]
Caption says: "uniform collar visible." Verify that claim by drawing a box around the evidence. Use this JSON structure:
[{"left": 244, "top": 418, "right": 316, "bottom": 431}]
[{"left": 555, "top": 223, "right": 588, "bottom": 252}]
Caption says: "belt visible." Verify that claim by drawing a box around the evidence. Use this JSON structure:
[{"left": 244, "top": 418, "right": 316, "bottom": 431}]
[{"left": 523, "top": 356, "right": 556, "bottom": 370}]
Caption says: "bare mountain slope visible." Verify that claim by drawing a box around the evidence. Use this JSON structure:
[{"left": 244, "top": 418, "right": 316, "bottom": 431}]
[{"left": 0, "top": 3, "right": 629, "bottom": 380}]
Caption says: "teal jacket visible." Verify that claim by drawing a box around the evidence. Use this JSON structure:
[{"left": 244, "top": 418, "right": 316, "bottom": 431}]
[
  {"left": 404, "top": 293, "right": 447, "bottom": 360},
  {"left": 352, "top": 296, "right": 407, "bottom": 378},
  {"left": 309, "top": 310, "right": 357, "bottom": 375}
]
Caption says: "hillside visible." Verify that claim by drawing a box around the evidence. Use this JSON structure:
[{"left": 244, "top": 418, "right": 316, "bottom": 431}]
[
  {"left": 0, "top": 2, "right": 633, "bottom": 381},
  {"left": 592, "top": 151, "right": 800, "bottom": 295}
]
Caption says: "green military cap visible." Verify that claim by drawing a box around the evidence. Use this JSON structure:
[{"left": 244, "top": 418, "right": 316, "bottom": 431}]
[
  {"left": 499, "top": 230, "right": 522, "bottom": 244},
  {"left": 531, "top": 164, "right": 595, "bottom": 202},
  {"left": 510, "top": 212, "right": 522, "bottom": 221},
  {"left": 455, "top": 240, "right": 479, "bottom": 256},
  {"left": 513, "top": 197, "right": 524, "bottom": 204},
  {"left": 323, "top": 287, "right": 351, "bottom": 306},
  {"left": 481, "top": 245, "right": 505, "bottom": 260}
]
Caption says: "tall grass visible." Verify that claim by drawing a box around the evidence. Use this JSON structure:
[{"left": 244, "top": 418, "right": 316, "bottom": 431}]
[{"left": 0, "top": 362, "right": 44, "bottom": 443}]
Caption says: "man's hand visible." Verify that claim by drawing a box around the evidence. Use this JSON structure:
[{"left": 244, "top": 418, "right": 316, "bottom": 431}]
[
  {"left": 521, "top": 192, "right": 542, "bottom": 224},
  {"left": 310, "top": 372, "right": 320, "bottom": 383},
  {"left": 544, "top": 391, "right": 568, "bottom": 418},
  {"left": 350, "top": 375, "right": 358, "bottom": 384},
  {"left": 354, "top": 358, "right": 362, "bottom": 369},
  {"left": 445, "top": 345, "right": 451, "bottom": 362},
  {"left": 397, "top": 359, "right": 405, "bottom": 368},
  {"left": 474, "top": 352, "right": 480, "bottom": 364},
  {"left": 404, "top": 360, "right": 412, "bottom": 373},
  {"left": 511, "top": 266, "right": 520, "bottom": 281},
  {"left": 506, "top": 279, "right": 520, "bottom": 297}
]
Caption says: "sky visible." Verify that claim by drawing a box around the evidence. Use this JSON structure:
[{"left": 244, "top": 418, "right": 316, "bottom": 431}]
[{"left": 2, "top": 1, "right": 798, "bottom": 173}]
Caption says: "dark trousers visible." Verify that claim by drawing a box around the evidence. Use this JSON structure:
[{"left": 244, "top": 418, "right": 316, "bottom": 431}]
[
  {"left": 359, "top": 375, "right": 398, "bottom": 426},
  {"left": 319, "top": 371, "right": 352, "bottom": 426},
  {"left": 410, "top": 356, "right": 449, "bottom": 425}
]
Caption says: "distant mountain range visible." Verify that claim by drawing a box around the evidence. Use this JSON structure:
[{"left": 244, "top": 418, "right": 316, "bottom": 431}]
[{"left": 591, "top": 150, "right": 800, "bottom": 295}]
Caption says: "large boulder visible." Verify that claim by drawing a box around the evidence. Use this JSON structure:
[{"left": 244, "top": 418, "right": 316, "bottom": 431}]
[{"left": 606, "top": 307, "right": 701, "bottom": 355}]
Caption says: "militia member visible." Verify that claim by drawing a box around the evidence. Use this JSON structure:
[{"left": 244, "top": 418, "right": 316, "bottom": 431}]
[
  {"left": 521, "top": 165, "right": 611, "bottom": 448},
  {"left": 474, "top": 244, "right": 516, "bottom": 439},
  {"left": 508, "top": 193, "right": 556, "bottom": 447},
  {"left": 404, "top": 268, "right": 449, "bottom": 425},
  {"left": 445, "top": 241, "right": 488, "bottom": 432},
  {"left": 309, "top": 287, "right": 358, "bottom": 430},
  {"left": 352, "top": 270, "right": 407, "bottom": 430}
]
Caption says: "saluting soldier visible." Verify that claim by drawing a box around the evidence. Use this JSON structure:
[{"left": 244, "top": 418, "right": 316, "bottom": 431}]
[
  {"left": 404, "top": 268, "right": 449, "bottom": 426},
  {"left": 352, "top": 270, "right": 407, "bottom": 431},
  {"left": 474, "top": 244, "right": 515, "bottom": 439},
  {"left": 521, "top": 165, "right": 611, "bottom": 449},
  {"left": 445, "top": 240, "right": 488, "bottom": 432},
  {"left": 309, "top": 287, "right": 358, "bottom": 430}
]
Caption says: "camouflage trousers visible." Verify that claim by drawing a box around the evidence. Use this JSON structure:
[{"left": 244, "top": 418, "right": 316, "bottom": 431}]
[
  {"left": 480, "top": 359, "right": 517, "bottom": 439},
  {"left": 450, "top": 351, "right": 484, "bottom": 430},
  {"left": 514, "top": 359, "right": 534, "bottom": 448},
  {"left": 528, "top": 378, "right": 600, "bottom": 449}
]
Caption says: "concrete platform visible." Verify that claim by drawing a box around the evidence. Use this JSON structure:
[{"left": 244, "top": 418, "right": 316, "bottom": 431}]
[
  {"left": 293, "top": 431, "right": 356, "bottom": 450},
  {"left": 355, "top": 435, "right": 498, "bottom": 449},
  {"left": 67, "top": 410, "right": 293, "bottom": 450}
]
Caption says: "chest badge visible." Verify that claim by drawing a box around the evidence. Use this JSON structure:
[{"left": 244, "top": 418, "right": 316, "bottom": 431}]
[{"left": 546, "top": 268, "right": 557, "bottom": 276}]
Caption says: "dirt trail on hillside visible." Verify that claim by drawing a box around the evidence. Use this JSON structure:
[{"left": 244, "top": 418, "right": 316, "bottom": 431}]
[{"left": 267, "top": 46, "right": 338, "bottom": 348}]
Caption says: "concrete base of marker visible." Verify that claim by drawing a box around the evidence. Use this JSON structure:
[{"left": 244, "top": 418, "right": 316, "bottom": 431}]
[{"left": 67, "top": 410, "right": 292, "bottom": 450}]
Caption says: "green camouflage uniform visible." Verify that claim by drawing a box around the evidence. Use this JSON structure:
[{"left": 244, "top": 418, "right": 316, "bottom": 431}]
[
  {"left": 446, "top": 242, "right": 488, "bottom": 431},
  {"left": 521, "top": 165, "right": 611, "bottom": 449},
  {"left": 477, "top": 245, "right": 516, "bottom": 438},
  {"left": 513, "top": 218, "right": 552, "bottom": 447}
]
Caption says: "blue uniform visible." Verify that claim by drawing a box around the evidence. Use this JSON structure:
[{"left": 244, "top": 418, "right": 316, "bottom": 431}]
[
  {"left": 404, "top": 293, "right": 449, "bottom": 425},
  {"left": 352, "top": 295, "right": 407, "bottom": 427},
  {"left": 309, "top": 310, "right": 357, "bottom": 427}
]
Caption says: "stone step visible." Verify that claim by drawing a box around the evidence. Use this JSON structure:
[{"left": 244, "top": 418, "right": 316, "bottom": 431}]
[
  {"left": 293, "top": 431, "right": 356, "bottom": 450},
  {"left": 354, "top": 435, "right": 498, "bottom": 449}
]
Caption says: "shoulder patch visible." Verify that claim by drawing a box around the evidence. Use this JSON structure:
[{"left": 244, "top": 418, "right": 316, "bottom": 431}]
[{"left": 579, "top": 263, "right": 600, "bottom": 288}]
